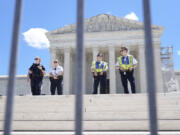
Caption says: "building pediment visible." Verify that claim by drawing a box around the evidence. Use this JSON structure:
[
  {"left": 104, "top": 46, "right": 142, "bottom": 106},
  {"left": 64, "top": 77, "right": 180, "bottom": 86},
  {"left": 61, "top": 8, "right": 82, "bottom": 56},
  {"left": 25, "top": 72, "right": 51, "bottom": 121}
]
[{"left": 47, "top": 14, "right": 163, "bottom": 35}]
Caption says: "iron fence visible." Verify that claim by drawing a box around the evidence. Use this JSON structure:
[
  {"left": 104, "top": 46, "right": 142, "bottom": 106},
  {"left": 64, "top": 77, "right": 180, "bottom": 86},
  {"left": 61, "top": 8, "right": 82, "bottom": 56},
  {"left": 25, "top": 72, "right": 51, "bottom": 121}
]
[{"left": 3, "top": 0, "right": 158, "bottom": 135}]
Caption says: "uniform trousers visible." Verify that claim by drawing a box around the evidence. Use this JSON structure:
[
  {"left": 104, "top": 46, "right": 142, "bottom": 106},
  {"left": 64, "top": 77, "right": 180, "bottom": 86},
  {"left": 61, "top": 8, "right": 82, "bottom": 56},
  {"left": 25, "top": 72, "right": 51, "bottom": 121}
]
[
  {"left": 93, "top": 72, "right": 107, "bottom": 94},
  {"left": 30, "top": 77, "right": 42, "bottom": 95},
  {"left": 50, "top": 78, "right": 63, "bottom": 95},
  {"left": 120, "top": 70, "right": 136, "bottom": 94}
]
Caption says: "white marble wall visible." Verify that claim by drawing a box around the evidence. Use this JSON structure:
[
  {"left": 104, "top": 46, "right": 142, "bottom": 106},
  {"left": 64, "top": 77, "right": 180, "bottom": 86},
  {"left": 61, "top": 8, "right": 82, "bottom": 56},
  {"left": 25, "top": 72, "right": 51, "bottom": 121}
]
[{"left": 0, "top": 76, "right": 50, "bottom": 96}]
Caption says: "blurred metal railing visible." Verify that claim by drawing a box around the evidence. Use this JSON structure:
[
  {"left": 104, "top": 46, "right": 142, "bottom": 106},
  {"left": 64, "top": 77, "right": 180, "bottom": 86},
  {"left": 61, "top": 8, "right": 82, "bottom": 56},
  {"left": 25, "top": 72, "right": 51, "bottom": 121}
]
[
  {"left": 143, "top": 0, "right": 158, "bottom": 135},
  {"left": 3, "top": 0, "right": 158, "bottom": 135},
  {"left": 3, "top": 0, "right": 23, "bottom": 135},
  {"left": 74, "top": 0, "right": 84, "bottom": 135}
]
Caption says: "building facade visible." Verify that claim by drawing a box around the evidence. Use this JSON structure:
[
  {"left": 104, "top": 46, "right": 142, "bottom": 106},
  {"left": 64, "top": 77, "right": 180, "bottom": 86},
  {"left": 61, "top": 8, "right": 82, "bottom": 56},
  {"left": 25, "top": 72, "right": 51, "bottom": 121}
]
[{"left": 46, "top": 14, "right": 164, "bottom": 94}]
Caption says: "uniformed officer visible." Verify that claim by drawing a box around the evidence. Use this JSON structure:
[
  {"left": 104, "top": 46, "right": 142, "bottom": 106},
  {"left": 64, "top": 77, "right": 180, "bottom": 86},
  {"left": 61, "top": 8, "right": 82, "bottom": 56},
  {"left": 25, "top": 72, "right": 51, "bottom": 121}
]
[
  {"left": 27, "top": 57, "right": 46, "bottom": 95},
  {"left": 116, "top": 47, "right": 138, "bottom": 94},
  {"left": 49, "top": 59, "right": 63, "bottom": 95},
  {"left": 91, "top": 53, "right": 108, "bottom": 94}
]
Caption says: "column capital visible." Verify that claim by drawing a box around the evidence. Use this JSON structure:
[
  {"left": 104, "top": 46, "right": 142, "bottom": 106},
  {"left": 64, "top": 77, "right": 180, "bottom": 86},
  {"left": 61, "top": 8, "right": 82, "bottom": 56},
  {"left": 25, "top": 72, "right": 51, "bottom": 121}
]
[
  {"left": 154, "top": 42, "right": 161, "bottom": 46},
  {"left": 138, "top": 45, "right": 145, "bottom": 49},
  {"left": 64, "top": 48, "right": 71, "bottom": 52},
  {"left": 49, "top": 48, "right": 56, "bottom": 53},
  {"left": 92, "top": 47, "right": 98, "bottom": 51},
  {"left": 108, "top": 46, "right": 115, "bottom": 51},
  {"left": 153, "top": 44, "right": 161, "bottom": 49}
]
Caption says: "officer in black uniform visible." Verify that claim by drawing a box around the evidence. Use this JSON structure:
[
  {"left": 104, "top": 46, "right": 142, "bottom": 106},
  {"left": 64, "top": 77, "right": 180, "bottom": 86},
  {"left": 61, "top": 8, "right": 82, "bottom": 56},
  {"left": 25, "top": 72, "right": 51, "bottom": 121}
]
[
  {"left": 27, "top": 57, "right": 46, "bottom": 95},
  {"left": 91, "top": 53, "right": 108, "bottom": 94}
]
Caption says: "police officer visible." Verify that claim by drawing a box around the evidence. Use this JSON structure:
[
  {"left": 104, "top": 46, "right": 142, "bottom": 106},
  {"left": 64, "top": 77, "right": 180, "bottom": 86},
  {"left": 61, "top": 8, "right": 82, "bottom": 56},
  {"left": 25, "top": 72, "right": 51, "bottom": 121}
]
[
  {"left": 91, "top": 53, "right": 108, "bottom": 94},
  {"left": 49, "top": 59, "right": 63, "bottom": 95},
  {"left": 116, "top": 47, "right": 138, "bottom": 94},
  {"left": 27, "top": 57, "right": 46, "bottom": 95}
]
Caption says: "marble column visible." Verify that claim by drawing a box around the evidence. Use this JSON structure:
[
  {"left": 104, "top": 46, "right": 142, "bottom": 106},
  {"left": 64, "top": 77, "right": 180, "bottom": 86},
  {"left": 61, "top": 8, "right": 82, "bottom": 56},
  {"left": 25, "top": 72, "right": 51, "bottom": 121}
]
[
  {"left": 49, "top": 48, "right": 56, "bottom": 69},
  {"left": 154, "top": 45, "right": 163, "bottom": 92},
  {"left": 63, "top": 48, "right": 71, "bottom": 94},
  {"left": 138, "top": 46, "right": 147, "bottom": 93},
  {"left": 92, "top": 48, "right": 99, "bottom": 93},
  {"left": 93, "top": 48, "right": 98, "bottom": 61},
  {"left": 109, "top": 47, "right": 116, "bottom": 94}
]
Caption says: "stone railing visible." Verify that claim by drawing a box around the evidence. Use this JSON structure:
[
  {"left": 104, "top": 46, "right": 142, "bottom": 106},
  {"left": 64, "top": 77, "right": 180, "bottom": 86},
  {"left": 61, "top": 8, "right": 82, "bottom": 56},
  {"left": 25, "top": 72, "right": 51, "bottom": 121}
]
[{"left": 0, "top": 75, "right": 51, "bottom": 96}]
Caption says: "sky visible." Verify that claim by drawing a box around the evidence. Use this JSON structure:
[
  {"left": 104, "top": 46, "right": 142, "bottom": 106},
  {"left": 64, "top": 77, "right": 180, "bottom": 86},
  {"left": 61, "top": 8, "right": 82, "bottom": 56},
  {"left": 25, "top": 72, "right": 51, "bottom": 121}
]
[{"left": 0, "top": 0, "right": 180, "bottom": 75}]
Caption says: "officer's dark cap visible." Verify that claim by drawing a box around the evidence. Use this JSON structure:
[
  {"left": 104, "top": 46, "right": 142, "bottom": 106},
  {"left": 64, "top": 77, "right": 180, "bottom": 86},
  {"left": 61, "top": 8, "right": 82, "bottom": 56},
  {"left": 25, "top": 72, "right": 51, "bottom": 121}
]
[{"left": 97, "top": 53, "right": 103, "bottom": 57}]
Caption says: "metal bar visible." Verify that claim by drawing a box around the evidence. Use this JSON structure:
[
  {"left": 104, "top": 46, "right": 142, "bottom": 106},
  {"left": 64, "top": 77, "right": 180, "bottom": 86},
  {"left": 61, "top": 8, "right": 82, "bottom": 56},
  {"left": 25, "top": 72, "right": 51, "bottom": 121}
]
[
  {"left": 75, "top": 0, "right": 84, "bottom": 135},
  {"left": 143, "top": 0, "right": 158, "bottom": 135},
  {"left": 3, "top": 0, "right": 23, "bottom": 135}
]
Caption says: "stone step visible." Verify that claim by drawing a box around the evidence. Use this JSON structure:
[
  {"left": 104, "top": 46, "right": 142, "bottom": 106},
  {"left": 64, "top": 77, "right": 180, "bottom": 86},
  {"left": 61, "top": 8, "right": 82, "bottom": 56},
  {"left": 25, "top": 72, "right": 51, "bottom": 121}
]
[
  {"left": 1, "top": 104, "right": 180, "bottom": 113},
  {"left": 1, "top": 131, "right": 180, "bottom": 135},
  {"left": 1, "top": 111, "right": 180, "bottom": 121},
  {"left": 1, "top": 96, "right": 180, "bottom": 104},
  {"left": 0, "top": 93, "right": 180, "bottom": 131},
  {"left": 1, "top": 93, "right": 180, "bottom": 103},
  {"left": 2, "top": 102, "right": 180, "bottom": 109},
  {"left": 1, "top": 95, "right": 180, "bottom": 107},
  {"left": 0, "top": 120, "right": 180, "bottom": 131}
]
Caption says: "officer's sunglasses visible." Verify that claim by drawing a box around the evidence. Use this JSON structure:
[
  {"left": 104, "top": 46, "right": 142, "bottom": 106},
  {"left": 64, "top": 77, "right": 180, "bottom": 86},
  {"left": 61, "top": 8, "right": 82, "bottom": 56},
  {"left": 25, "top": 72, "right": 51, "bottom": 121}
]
[{"left": 54, "top": 61, "right": 58, "bottom": 63}]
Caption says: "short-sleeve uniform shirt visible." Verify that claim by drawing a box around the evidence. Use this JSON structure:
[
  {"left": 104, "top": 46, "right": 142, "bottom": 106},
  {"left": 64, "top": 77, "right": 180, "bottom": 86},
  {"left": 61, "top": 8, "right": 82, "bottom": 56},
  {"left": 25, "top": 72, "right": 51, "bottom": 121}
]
[
  {"left": 51, "top": 66, "right": 63, "bottom": 76},
  {"left": 29, "top": 63, "right": 45, "bottom": 79}
]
